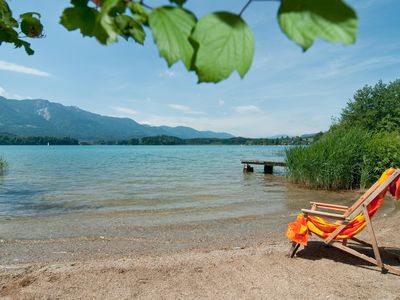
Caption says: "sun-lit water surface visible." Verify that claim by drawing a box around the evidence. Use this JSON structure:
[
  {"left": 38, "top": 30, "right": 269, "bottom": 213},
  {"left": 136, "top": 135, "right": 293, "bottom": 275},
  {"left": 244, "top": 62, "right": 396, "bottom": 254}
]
[
  {"left": 0, "top": 145, "right": 386, "bottom": 247},
  {"left": 0, "top": 145, "right": 289, "bottom": 217}
]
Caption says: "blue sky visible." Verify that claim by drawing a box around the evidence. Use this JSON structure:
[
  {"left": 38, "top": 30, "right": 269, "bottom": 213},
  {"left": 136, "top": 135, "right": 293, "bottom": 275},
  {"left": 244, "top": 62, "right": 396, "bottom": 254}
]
[{"left": 0, "top": 0, "right": 399, "bottom": 137}]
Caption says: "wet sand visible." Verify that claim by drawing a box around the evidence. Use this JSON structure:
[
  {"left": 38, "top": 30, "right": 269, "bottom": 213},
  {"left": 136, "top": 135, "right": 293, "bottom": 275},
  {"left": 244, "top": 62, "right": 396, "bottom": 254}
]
[
  {"left": 1, "top": 179, "right": 371, "bottom": 265},
  {"left": 1, "top": 209, "right": 399, "bottom": 299}
]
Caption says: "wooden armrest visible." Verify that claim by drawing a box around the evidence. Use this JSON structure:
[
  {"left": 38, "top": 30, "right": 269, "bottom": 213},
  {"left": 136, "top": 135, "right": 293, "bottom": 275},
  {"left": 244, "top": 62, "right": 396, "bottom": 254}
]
[
  {"left": 302, "top": 209, "right": 347, "bottom": 220},
  {"left": 310, "top": 202, "right": 349, "bottom": 211}
]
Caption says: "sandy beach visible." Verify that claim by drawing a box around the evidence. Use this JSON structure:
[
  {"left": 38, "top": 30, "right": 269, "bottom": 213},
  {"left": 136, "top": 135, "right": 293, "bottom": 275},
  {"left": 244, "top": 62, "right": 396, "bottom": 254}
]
[{"left": 1, "top": 209, "right": 399, "bottom": 299}]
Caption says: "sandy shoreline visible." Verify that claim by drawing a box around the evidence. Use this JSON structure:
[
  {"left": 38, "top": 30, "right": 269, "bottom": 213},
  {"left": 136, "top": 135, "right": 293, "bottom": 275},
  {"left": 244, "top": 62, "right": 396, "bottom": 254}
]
[{"left": 1, "top": 210, "right": 399, "bottom": 299}]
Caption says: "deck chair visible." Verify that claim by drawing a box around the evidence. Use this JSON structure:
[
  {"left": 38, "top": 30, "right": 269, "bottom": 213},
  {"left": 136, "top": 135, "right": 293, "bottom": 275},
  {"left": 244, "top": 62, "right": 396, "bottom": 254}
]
[{"left": 286, "top": 168, "right": 400, "bottom": 275}]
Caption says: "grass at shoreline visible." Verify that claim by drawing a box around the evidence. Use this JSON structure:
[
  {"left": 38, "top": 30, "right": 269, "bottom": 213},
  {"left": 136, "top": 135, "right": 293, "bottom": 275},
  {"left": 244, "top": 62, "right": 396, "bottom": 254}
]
[
  {"left": 285, "top": 128, "right": 400, "bottom": 190},
  {"left": 0, "top": 157, "right": 6, "bottom": 174},
  {"left": 285, "top": 127, "right": 369, "bottom": 190}
]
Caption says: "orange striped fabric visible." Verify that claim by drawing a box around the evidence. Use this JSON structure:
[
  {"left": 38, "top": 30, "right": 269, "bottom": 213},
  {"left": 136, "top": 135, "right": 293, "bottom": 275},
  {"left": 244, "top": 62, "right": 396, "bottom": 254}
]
[{"left": 286, "top": 168, "right": 400, "bottom": 246}]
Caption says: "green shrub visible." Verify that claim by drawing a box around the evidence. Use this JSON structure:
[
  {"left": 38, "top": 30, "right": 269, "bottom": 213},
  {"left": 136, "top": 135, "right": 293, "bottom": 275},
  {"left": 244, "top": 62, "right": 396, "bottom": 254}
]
[
  {"left": 360, "top": 132, "right": 400, "bottom": 188},
  {"left": 340, "top": 80, "right": 400, "bottom": 132},
  {"left": 286, "top": 127, "right": 400, "bottom": 190}
]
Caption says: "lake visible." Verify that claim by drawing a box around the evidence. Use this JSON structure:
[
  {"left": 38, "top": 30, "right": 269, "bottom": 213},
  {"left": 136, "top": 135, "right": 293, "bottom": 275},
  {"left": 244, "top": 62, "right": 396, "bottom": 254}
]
[
  {"left": 0, "top": 145, "right": 290, "bottom": 218},
  {"left": 0, "top": 145, "right": 376, "bottom": 263}
]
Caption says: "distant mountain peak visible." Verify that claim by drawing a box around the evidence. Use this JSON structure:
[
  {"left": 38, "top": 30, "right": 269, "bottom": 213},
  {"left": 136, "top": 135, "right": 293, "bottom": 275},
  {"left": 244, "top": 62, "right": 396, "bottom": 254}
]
[{"left": 0, "top": 97, "right": 234, "bottom": 140}]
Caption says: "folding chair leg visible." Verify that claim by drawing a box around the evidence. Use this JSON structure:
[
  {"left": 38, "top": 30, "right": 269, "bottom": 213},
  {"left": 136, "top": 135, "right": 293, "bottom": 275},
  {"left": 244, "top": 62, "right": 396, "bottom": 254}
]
[
  {"left": 362, "top": 205, "right": 384, "bottom": 271},
  {"left": 288, "top": 242, "right": 300, "bottom": 258}
]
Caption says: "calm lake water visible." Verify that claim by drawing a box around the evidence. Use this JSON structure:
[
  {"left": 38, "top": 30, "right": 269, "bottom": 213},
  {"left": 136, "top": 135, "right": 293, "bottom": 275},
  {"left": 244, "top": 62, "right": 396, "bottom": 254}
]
[
  {"left": 1, "top": 145, "right": 390, "bottom": 262},
  {"left": 0, "top": 145, "right": 288, "bottom": 218}
]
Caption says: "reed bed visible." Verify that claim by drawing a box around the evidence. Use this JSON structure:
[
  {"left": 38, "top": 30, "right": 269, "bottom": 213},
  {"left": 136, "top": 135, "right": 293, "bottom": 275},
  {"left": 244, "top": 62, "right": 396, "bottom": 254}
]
[
  {"left": 0, "top": 157, "right": 7, "bottom": 175},
  {"left": 285, "top": 127, "right": 400, "bottom": 190}
]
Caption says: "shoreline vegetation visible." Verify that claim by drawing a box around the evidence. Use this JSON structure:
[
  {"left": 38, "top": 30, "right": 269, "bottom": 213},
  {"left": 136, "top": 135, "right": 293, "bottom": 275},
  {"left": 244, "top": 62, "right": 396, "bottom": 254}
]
[
  {"left": 0, "top": 157, "right": 6, "bottom": 174},
  {"left": 0, "top": 134, "right": 320, "bottom": 146},
  {"left": 286, "top": 79, "right": 400, "bottom": 190}
]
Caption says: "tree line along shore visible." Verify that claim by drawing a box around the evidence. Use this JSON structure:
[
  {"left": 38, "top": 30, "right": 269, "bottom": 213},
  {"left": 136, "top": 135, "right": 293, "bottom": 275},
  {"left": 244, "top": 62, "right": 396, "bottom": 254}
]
[{"left": 0, "top": 134, "right": 318, "bottom": 146}]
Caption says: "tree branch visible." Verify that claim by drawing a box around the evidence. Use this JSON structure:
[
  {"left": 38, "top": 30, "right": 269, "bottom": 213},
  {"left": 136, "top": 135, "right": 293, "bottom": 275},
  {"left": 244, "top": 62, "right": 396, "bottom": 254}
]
[
  {"left": 239, "top": 0, "right": 253, "bottom": 16},
  {"left": 240, "top": 0, "right": 280, "bottom": 16}
]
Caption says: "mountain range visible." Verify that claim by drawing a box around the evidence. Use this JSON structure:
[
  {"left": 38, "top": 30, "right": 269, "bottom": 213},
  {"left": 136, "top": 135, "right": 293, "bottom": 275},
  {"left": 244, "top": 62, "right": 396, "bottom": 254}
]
[{"left": 0, "top": 97, "right": 233, "bottom": 140}]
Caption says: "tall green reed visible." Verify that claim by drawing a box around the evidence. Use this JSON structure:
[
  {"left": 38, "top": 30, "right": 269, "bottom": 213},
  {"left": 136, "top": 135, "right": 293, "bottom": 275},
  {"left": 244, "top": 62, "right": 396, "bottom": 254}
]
[
  {"left": 0, "top": 157, "right": 7, "bottom": 175},
  {"left": 285, "top": 127, "right": 400, "bottom": 190}
]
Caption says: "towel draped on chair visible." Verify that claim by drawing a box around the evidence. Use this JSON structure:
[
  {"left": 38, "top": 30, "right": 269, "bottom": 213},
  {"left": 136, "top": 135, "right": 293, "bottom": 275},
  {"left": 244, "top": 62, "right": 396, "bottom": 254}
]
[{"left": 286, "top": 168, "right": 400, "bottom": 246}]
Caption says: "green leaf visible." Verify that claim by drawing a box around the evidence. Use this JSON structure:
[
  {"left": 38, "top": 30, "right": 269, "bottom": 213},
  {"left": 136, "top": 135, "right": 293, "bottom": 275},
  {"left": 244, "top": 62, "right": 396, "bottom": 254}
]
[
  {"left": 114, "top": 15, "right": 145, "bottom": 44},
  {"left": 149, "top": 6, "right": 196, "bottom": 69},
  {"left": 20, "top": 12, "right": 41, "bottom": 19},
  {"left": 169, "top": 0, "right": 187, "bottom": 6},
  {"left": 190, "top": 12, "right": 255, "bottom": 83},
  {"left": 0, "top": 0, "right": 18, "bottom": 27},
  {"left": 0, "top": 1, "right": 37, "bottom": 55},
  {"left": 129, "top": 22, "right": 145, "bottom": 44},
  {"left": 128, "top": 2, "right": 149, "bottom": 25},
  {"left": 278, "top": 0, "right": 358, "bottom": 51},
  {"left": 14, "top": 38, "right": 34, "bottom": 55},
  {"left": 61, "top": 0, "right": 124, "bottom": 45},
  {"left": 60, "top": 7, "right": 97, "bottom": 36},
  {"left": 0, "top": 26, "right": 18, "bottom": 45},
  {"left": 71, "top": 0, "right": 89, "bottom": 7},
  {"left": 96, "top": 0, "right": 122, "bottom": 44},
  {"left": 20, "top": 15, "right": 43, "bottom": 38}
]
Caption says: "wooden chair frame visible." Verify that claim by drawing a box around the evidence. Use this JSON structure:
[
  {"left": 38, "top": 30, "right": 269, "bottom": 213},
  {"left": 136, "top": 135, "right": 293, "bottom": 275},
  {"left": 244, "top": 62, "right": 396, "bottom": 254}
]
[{"left": 289, "top": 169, "right": 400, "bottom": 275}]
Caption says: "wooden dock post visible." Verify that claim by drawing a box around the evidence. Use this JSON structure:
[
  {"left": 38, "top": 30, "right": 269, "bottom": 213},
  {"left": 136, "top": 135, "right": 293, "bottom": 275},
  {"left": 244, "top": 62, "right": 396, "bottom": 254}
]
[
  {"left": 243, "top": 164, "right": 254, "bottom": 173},
  {"left": 264, "top": 165, "right": 273, "bottom": 174},
  {"left": 241, "top": 160, "right": 286, "bottom": 174}
]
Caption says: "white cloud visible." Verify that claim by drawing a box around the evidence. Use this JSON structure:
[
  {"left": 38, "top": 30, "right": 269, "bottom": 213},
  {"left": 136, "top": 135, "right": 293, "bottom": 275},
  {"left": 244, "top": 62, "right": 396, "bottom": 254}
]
[
  {"left": 312, "top": 55, "right": 400, "bottom": 80},
  {"left": 218, "top": 99, "right": 225, "bottom": 106},
  {"left": 159, "top": 70, "right": 176, "bottom": 78},
  {"left": 111, "top": 106, "right": 140, "bottom": 116},
  {"left": 0, "top": 86, "right": 31, "bottom": 100},
  {"left": 168, "top": 104, "right": 204, "bottom": 115},
  {"left": 122, "top": 97, "right": 152, "bottom": 104},
  {"left": 12, "top": 94, "right": 33, "bottom": 100},
  {"left": 233, "top": 105, "right": 263, "bottom": 114},
  {"left": 0, "top": 60, "right": 51, "bottom": 77}
]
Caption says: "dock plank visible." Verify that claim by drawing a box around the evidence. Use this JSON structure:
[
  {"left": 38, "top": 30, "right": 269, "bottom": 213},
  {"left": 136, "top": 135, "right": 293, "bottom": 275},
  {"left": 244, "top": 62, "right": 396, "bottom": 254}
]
[
  {"left": 241, "top": 160, "right": 286, "bottom": 167},
  {"left": 241, "top": 160, "right": 286, "bottom": 174}
]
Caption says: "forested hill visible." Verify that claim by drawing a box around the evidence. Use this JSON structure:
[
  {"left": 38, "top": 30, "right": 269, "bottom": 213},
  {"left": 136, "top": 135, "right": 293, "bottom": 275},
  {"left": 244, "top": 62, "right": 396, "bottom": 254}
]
[
  {"left": 0, "top": 134, "right": 316, "bottom": 146},
  {"left": 0, "top": 97, "right": 233, "bottom": 140}
]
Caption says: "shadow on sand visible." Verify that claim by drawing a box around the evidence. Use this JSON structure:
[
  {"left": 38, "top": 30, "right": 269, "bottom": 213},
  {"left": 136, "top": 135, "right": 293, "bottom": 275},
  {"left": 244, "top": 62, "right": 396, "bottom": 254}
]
[{"left": 294, "top": 241, "right": 400, "bottom": 275}]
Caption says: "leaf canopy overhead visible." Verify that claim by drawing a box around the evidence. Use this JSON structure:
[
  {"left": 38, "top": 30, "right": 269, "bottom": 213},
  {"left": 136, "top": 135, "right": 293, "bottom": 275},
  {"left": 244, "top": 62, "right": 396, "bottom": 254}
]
[
  {"left": 278, "top": 0, "right": 358, "bottom": 51},
  {"left": 190, "top": 12, "right": 255, "bottom": 83},
  {"left": 0, "top": 0, "right": 359, "bottom": 83},
  {"left": 149, "top": 6, "right": 196, "bottom": 70}
]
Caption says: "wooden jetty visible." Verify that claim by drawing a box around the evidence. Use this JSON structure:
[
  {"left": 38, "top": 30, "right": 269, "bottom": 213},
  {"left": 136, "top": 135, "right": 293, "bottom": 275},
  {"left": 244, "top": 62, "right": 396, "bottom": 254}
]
[{"left": 241, "top": 160, "right": 286, "bottom": 174}]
